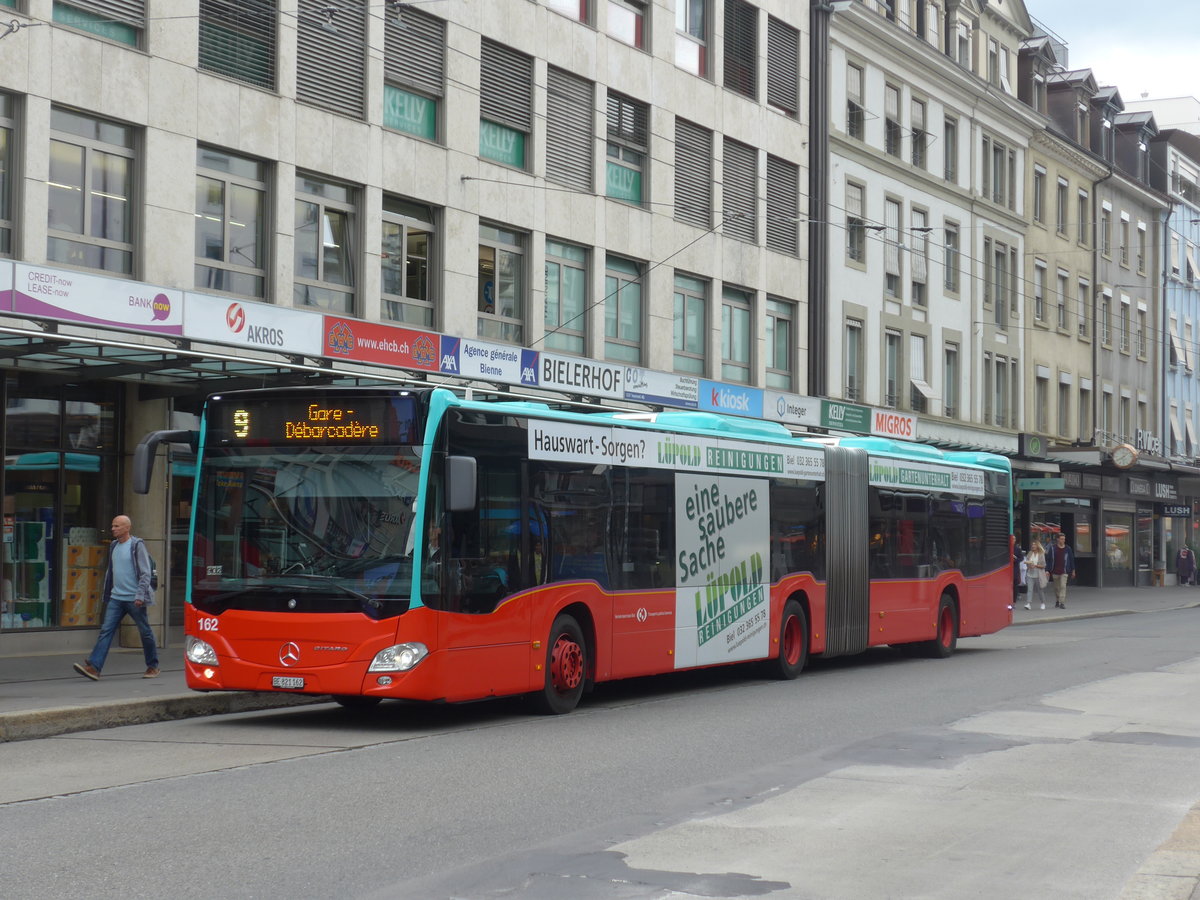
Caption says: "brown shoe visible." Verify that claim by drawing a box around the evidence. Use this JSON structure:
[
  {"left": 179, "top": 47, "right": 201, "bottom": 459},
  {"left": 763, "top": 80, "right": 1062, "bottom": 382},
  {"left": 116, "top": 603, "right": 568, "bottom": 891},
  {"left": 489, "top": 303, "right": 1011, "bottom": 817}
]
[
  {"left": 74, "top": 661, "right": 101, "bottom": 681},
  {"left": 143, "top": 667, "right": 160, "bottom": 679}
]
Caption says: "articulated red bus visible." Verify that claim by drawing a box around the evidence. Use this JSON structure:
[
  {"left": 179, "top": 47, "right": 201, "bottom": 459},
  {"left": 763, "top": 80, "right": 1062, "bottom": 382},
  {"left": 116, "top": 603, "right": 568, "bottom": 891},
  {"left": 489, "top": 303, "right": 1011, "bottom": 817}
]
[{"left": 135, "top": 386, "right": 1013, "bottom": 714}]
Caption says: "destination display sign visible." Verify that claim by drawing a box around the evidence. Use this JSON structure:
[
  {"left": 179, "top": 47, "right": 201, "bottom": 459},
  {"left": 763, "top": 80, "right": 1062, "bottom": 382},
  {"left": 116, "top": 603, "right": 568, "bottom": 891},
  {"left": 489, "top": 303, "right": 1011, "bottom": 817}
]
[{"left": 208, "top": 395, "right": 420, "bottom": 445}]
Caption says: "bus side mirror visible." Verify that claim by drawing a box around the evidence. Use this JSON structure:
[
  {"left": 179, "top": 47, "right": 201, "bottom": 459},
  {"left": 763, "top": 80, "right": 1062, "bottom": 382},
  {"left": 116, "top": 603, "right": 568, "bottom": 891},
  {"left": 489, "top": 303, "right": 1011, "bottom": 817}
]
[
  {"left": 133, "top": 429, "right": 198, "bottom": 494},
  {"left": 446, "top": 456, "right": 477, "bottom": 512}
]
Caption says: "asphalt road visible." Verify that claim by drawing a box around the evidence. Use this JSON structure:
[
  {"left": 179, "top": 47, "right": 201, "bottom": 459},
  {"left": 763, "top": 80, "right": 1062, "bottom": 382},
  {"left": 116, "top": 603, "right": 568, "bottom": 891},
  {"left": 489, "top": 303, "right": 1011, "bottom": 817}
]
[{"left": 3, "top": 608, "right": 1199, "bottom": 899}]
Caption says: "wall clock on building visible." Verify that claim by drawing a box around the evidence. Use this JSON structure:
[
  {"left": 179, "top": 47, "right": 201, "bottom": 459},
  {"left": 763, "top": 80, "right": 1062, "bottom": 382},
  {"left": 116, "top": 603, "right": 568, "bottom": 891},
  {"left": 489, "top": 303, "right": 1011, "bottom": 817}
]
[{"left": 1110, "top": 443, "right": 1138, "bottom": 469}]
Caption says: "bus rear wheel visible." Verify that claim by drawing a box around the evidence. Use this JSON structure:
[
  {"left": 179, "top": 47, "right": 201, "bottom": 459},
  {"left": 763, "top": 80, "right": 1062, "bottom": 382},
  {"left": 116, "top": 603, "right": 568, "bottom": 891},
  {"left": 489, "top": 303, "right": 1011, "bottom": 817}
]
[
  {"left": 923, "top": 595, "right": 959, "bottom": 659},
  {"left": 769, "top": 599, "right": 808, "bottom": 680},
  {"left": 535, "top": 614, "right": 587, "bottom": 715}
]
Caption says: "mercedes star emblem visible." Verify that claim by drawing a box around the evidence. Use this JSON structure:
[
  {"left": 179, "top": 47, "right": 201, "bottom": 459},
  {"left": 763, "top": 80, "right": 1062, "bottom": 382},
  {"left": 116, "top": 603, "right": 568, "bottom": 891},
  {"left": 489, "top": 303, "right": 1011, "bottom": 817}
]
[{"left": 279, "top": 642, "right": 301, "bottom": 667}]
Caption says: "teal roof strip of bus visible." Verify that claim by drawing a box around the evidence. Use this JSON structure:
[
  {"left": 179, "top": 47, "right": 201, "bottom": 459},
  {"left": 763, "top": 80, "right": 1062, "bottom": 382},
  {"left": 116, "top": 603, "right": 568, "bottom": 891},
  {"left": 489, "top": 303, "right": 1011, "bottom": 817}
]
[{"left": 185, "top": 410, "right": 210, "bottom": 608}]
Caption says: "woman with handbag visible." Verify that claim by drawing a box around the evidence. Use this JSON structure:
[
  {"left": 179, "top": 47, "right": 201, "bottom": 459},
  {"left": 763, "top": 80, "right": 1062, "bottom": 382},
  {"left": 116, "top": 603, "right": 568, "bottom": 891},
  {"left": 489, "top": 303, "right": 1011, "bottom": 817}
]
[{"left": 1024, "top": 539, "right": 1049, "bottom": 610}]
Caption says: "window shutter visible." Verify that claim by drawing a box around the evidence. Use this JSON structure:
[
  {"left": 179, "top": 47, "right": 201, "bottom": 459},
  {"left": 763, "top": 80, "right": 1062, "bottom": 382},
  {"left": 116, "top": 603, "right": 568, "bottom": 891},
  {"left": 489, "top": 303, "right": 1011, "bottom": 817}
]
[
  {"left": 64, "top": 0, "right": 144, "bottom": 24},
  {"left": 723, "top": 0, "right": 758, "bottom": 99},
  {"left": 675, "top": 118, "right": 713, "bottom": 229},
  {"left": 546, "top": 67, "right": 594, "bottom": 191},
  {"left": 481, "top": 40, "right": 533, "bottom": 132},
  {"left": 885, "top": 200, "right": 900, "bottom": 275},
  {"left": 766, "top": 15, "right": 798, "bottom": 115},
  {"left": 199, "top": 0, "right": 276, "bottom": 90},
  {"left": 297, "top": 0, "right": 366, "bottom": 118},
  {"left": 847, "top": 63, "right": 862, "bottom": 102},
  {"left": 385, "top": 7, "right": 445, "bottom": 97},
  {"left": 846, "top": 183, "right": 863, "bottom": 218},
  {"left": 607, "top": 92, "right": 647, "bottom": 147},
  {"left": 911, "top": 210, "right": 927, "bottom": 283},
  {"left": 885, "top": 84, "right": 899, "bottom": 119},
  {"left": 765, "top": 154, "right": 798, "bottom": 255},
  {"left": 723, "top": 137, "right": 757, "bottom": 243}
]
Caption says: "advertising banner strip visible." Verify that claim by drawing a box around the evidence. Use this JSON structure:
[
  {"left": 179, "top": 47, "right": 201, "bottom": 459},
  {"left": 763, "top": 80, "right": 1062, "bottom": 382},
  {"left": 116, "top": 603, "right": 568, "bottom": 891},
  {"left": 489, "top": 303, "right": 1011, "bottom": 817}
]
[
  {"left": 528, "top": 421, "right": 825, "bottom": 480},
  {"left": 868, "top": 456, "right": 986, "bottom": 497},
  {"left": 184, "top": 293, "right": 325, "bottom": 357},
  {"left": 323, "top": 317, "right": 440, "bottom": 371},
  {"left": 622, "top": 367, "right": 699, "bottom": 408},
  {"left": 11, "top": 264, "right": 183, "bottom": 336},
  {"left": 699, "top": 379, "right": 764, "bottom": 418},
  {"left": 539, "top": 353, "right": 623, "bottom": 399}
]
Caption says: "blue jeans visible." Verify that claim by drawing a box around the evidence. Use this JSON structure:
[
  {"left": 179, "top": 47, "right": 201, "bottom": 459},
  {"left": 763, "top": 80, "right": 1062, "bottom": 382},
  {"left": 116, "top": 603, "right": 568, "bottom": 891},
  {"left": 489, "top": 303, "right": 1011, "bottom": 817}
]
[{"left": 87, "top": 600, "right": 159, "bottom": 672}]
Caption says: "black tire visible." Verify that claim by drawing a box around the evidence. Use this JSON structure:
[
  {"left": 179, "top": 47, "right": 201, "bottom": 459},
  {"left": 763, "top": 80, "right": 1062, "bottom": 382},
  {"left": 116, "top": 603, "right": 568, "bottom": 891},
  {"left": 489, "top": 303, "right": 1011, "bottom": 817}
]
[
  {"left": 333, "top": 695, "right": 383, "bottom": 710},
  {"left": 922, "top": 595, "right": 958, "bottom": 659},
  {"left": 534, "top": 614, "right": 587, "bottom": 715},
  {"left": 768, "top": 599, "right": 808, "bottom": 680}
]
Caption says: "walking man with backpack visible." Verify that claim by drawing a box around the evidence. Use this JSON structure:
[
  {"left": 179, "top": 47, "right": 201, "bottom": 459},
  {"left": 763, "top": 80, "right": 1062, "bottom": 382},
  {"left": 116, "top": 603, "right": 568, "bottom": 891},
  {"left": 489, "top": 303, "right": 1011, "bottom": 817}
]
[{"left": 73, "top": 515, "right": 160, "bottom": 680}]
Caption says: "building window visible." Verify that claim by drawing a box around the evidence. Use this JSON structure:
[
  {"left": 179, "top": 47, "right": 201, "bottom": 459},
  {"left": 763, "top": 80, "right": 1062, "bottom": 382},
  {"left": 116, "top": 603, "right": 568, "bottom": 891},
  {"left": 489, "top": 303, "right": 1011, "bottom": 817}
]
[
  {"left": 1137, "top": 308, "right": 1147, "bottom": 358},
  {"left": 1057, "top": 380, "right": 1071, "bottom": 436},
  {"left": 1119, "top": 299, "right": 1131, "bottom": 353},
  {"left": 1056, "top": 179, "right": 1068, "bottom": 235},
  {"left": 943, "top": 116, "right": 957, "bottom": 182},
  {"left": 547, "top": 0, "right": 589, "bottom": 22},
  {"left": 383, "top": 4, "right": 445, "bottom": 141},
  {"left": 722, "top": 137, "right": 758, "bottom": 243},
  {"left": 478, "top": 223, "right": 525, "bottom": 343},
  {"left": 604, "top": 255, "right": 644, "bottom": 363},
  {"left": 885, "top": 84, "right": 902, "bottom": 157},
  {"left": 943, "top": 223, "right": 960, "bottom": 292},
  {"left": 675, "top": 0, "right": 709, "bottom": 76},
  {"left": 53, "top": 0, "right": 142, "bottom": 46},
  {"left": 296, "top": 0, "right": 366, "bottom": 118},
  {"left": 723, "top": 0, "right": 757, "bottom": 99},
  {"left": 608, "top": 0, "right": 647, "bottom": 49},
  {"left": 943, "top": 343, "right": 959, "bottom": 418},
  {"left": 911, "top": 100, "right": 927, "bottom": 168},
  {"left": 195, "top": 146, "right": 267, "bottom": 299},
  {"left": 47, "top": 107, "right": 135, "bottom": 275},
  {"left": 1056, "top": 270, "right": 1068, "bottom": 330},
  {"left": 910, "top": 208, "right": 929, "bottom": 306},
  {"left": 294, "top": 173, "right": 356, "bottom": 313},
  {"left": 673, "top": 272, "right": 707, "bottom": 374},
  {"left": 765, "top": 297, "right": 794, "bottom": 390},
  {"left": 381, "top": 196, "right": 435, "bottom": 326},
  {"left": 199, "top": 0, "right": 276, "bottom": 90},
  {"left": 544, "top": 239, "right": 587, "bottom": 354},
  {"left": 480, "top": 40, "right": 533, "bottom": 169},
  {"left": 1076, "top": 190, "right": 1089, "bottom": 245},
  {"left": 675, "top": 118, "right": 712, "bottom": 228},
  {"left": 1033, "top": 262, "right": 1046, "bottom": 321},
  {"left": 845, "top": 320, "right": 863, "bottom": 401},
  {"left": 884, "top": 330, "right": 901, "bottom": 408},
  {"left": 847, "top": 63, "right": 864, "bottom": 139},
  {"left": 1100, "top": 206, "right": 1112, "bottom": 256},
  {"left": 1079, "top": 387, "right": 1091, "bottom": 441},
  {"left": 910, "top": 334, "right": 932, "bottom": 413},
  {"left": 1077, "top": 280, "right": 1090, "bottom": 338},
  {"left": 1120, "top": 217, "right": 1130, "bottom": 267},
  {"left": 606, "top": 91, "right": 648, "bottom": 205},
  {"left": 546, "top": 67, "right": 594, "bottom": 191},
  {"left": 766, "top": 15, "right": 799, "bottom": 117},
  {"left": 721, "top": 286, "right": 752, "bottom": 383},
  {"left": 846, "top": 182, "right": 866, "bottom": 264},
  {"left": 981, "top": 136, "right": 1010, "bottom": 206},
  {"left": 765, "top": 154, "right": 799, "bottom": 255},
  {"left": 1137, "top": 224, "right": 1147, "bottom": 273},
  {"left": 0, "top": 92, "right": 13, "bottom": 255},
  {"left": 1036, "top": 376, "right": 1049, "bottom": 433},
  {"left": 985, "top": 239, "right": 1010, "bottom": 325},
  {"left": 884, "top": 198, "right": 902, "bottom": 297},
  {"left": 1100, "top": 294, "right": 1112, "bottom": 345},
  {"left": 1032, "top": 167, "right": 1045, "bottom": 224}
]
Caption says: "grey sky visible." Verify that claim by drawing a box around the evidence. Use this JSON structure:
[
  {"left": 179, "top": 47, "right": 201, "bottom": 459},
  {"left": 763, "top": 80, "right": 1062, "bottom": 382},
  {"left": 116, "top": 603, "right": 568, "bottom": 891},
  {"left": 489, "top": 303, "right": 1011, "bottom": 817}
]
[{"left": 1026, "top": 0, "right": 1200, "bottom": 102}]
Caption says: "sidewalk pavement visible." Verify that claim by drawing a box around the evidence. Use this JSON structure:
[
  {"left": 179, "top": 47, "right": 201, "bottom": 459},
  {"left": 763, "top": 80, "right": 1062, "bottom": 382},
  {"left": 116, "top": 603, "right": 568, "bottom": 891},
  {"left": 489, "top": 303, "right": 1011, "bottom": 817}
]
[{"left": 1, "top": 585, "right": 1198, "bottom": 743}]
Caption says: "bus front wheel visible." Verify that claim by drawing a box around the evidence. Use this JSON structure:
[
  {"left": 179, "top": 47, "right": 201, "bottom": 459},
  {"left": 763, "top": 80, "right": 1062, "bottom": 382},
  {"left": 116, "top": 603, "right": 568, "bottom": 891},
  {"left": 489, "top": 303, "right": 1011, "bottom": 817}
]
[
  {"left": 769, "top": 599, "right": 808, "bottom": 680},
  {"left": 923, "top": 595, "right": 959, "bottom": 659},
  {"left": 535, "top": 614, "right": 587, "bottom": 715}
]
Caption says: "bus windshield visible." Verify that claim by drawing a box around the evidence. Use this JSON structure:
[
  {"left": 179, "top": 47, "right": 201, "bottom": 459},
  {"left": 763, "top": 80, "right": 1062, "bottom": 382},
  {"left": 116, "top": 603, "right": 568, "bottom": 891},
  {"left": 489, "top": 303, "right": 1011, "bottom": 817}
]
[{"left": 190, "top": 445, "right": 423, "bottom": 617}]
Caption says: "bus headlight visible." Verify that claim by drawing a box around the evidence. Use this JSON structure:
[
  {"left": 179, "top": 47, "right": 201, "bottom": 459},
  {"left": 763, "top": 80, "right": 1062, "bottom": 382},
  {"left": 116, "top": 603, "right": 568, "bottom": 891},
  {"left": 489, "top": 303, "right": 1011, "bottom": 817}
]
[
  {"left": 368, "top": 643, "right": 429, "bottom": 672},
  {"left": 186, "top": 636, "right": 218, "bottom": 665}
]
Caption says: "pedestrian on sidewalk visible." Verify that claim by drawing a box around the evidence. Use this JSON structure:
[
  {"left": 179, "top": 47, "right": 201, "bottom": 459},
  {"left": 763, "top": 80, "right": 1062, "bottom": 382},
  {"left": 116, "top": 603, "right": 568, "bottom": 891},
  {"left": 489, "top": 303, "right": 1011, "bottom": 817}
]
[
  {"left": 1175, "top": 546, "right": 1195, "bottom": 586},
  {"left": 73, "top": 515, "right": 160, "bottom": 681},
  {"left": 1012, "top": 538, "right": 1025, "bottom": 606},
  {"left": 1045, "top": 532, "right": 1076, "bottom": 609},
  {"left": 1024, "top": 539, "right": 1049, "bottom": 610}
]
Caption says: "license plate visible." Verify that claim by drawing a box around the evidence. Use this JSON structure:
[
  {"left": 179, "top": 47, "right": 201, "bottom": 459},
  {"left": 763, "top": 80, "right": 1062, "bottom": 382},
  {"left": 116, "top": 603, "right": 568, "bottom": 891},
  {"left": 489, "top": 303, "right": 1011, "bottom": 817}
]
[{"left": 272, "top": 676, "right": 305, "bottom": 689}]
